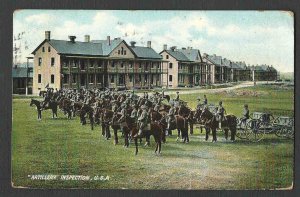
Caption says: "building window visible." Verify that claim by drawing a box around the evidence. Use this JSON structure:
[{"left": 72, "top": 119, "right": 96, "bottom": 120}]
[
  {"left": 72, "top": 74, "right": 76, "bottom": 83},
  {"left": 166, "top": 55, "right": 169, "bottom": 59},
  {"left": 129, "top": 75, "right": 133, "bottom": 82},
  {"left": 50, "top": 74, "right": 55, "bottom": 84},
  {"left": 98, "top": 60, "right": 102, "bottom": 68},
  {"left": 97, "top": 74, "right": 102, "bottom": 83},
  {"left": 90, "top": 60, "right": 94, "bottom": 68},
  {"left": 89, "top": 74, "right": 94, "bottom": 83},
  {"left": 169, "top": 63, "right": 173, "bottom": 69},
  {"left": 110, "top": 75, "right": 115, "bottom": 83},
  {"left": 139, "top": 64, "right": 141, "bottom": 68},
  {"left": 38, "top": 58, "right": 42, "bottom": 66},
  {"left": 121, "top": 63, "right": 124, "bottom": 68},
  {"left": 121, "top": 47, "right": 124, "bottom": 55},
  {"left": 48, "top": 46, "right": 51, "bottom": 52},
  {"left": 38, "top": 74, "right": 41, "bottom": 83},
  {"left": 129, "top": 63, "right": 133, "bottom": 68},
  {"left": 63, "top": 74, "right": 68, "bottom": 84},
  {"left": 111, "top": 62, "right": 115, "bottom": 67},
  {"left": 51, "top": 58, "right": 55, "bottom": 66},
  {"left": 124, "top": 50, "right": 126, "bottom": 55},
  {"left": 138, "top": 74, "right": 141, "bottom": 82},
  {"left": 169, "top": 75, "right": 173, "bottom": 82},
  {"left": 42, "top": 47, "right": 45, "bottom": 52},
  {"left": 118, "top": 50, "right": 120, "bottom": 55},
  {"left": 144, "top": 74, "right": 148, "bottom": 82},
  {"left": 179, "top": 75, "right": 184, "bottom": 83}
]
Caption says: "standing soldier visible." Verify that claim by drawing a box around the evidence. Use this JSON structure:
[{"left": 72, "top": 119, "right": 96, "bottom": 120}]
[
  {"left": 136, "top": 105, "right": 149, "bottom": 137},
  {"left": 111, "top": 100, "right": 118, "bottom": 113}
]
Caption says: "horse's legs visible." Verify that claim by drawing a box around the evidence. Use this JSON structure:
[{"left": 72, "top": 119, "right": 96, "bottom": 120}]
[
  {"left": 114, "top": 129, "right": 118, "bottom": 145},
  {"left": 145, "top": 134, "right": 150, "bottom": 147},
  {"left": 134, "top": 138, "right": 138, "bottom": 155},
  {"left": 212, "top": 128, "right": 217, "bottom": 142},
  {"left": 230, "top": 127, "right": 236, "bottom": 141},
  {"left": 106, "top": 126, "right": 111, "bottom": 139},
  {"left": 101, "top": 124, "right": 105, "bottom": 136},
  {"left": 224, "top": 128, "right": 229, "bottom": 140},
  {"left": 190, "top": 123, "right": 193, "bottom": 135},
  {"left": 124, "top": 131, "right": 129, "bottom": 147},
  {"left": 205, "top": 127, "right": 210, "bottom": 141}
]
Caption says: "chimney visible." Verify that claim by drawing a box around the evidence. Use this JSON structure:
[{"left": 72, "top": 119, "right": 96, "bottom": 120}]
[
  {"left": 68, "top": 36, "right": 76, "bottom": 43},
  {"left": 107, "top": 36, "right": 111, "bottom": 45},
  {"left": 45, "top": 31, "right": 51, "bottom": 40},
  {"left": 203, "top": 53, "right": 208, "bottom": 57},
  {"left": 147, "top": 41, "right": 151, "bottom": 48},
  {"left": 130, "top": 41, "right": 136, "bottom": 47},
  {"left": 84, "top": 35, "right": 90, "bottom": 42},
  {"left": 170, "top": 46, "right": 177, "bottom": 51},
  {"left": 163, "top": 44, "right": 167, "bottom": 50}
]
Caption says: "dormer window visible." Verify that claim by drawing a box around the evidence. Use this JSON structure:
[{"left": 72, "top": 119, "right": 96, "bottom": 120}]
[
  {"left": 48, "top": 46, "right": 51, "bottom": 52},
  {"left": 166, "top": 55, "right": 169, "bottom": 59},
  {"left": 42, "top": 47, "right": 45, "bottom": 52}
]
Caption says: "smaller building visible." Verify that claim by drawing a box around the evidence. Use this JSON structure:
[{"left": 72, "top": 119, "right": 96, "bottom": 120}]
[
  {"left": 251, "top": 64, "right": 278, "bottom": 81},
  {"left": 12, "top": 63, "right": 33, "bottom": 94}
]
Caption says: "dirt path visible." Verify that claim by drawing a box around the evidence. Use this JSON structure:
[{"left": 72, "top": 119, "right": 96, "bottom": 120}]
[{"left": 137, "top": 81, "right": 266, "bottom": 96}]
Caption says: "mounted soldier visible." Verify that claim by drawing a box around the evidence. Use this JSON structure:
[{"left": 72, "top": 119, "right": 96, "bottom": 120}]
[
  {"left": 136, "top": 105, "right": 149, "bottom": 137},
  {"left": 153, "top": 102, "right": 160, "bottom": 112},
  {"left": 130, "top": 104, "right": 138, "bottom": 122},
  {"left": 175, "top": 91, "right": 180, "bottom": 101},
  {"left": 118, "top": 104, "right": 127, "bottom": 123},
  {"left": 196, "top": 97, "right": 202, "bottom": 111},
  {"left": 241, "top": 104, "right": 250, "bottom": 126},
  {"left": 166, "top": 103, "right": 176, "bottom": 135},
  {"left": 203, "top": 95, "right": 208, "bottom": 105},
  {"left": 216, "top": 101, "right": 226, "bottom": 128}
]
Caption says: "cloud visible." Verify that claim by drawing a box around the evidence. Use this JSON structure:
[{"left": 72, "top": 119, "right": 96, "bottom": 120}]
[
  {"left": 25, "top": 13, "right": 53, "bottom": 25},
  {"left": 13, "top": 11, "right": 294, "bottom": 72}
]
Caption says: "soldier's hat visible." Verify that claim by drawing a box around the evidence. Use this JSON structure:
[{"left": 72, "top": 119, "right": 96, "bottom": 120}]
[
  {"left": 197, "top": 97, "right": 201, "bottom": 100},
  {"left": 244, "top": 104, "right": 248, "bottom": 107},
  {"left": 176, "top": 91, "right": 179, "bottom": 93},
  {"left": 219, "top": 101, "right": 222, "bottom": 105},
  {"left": 141, "top": 105, "right": 147, "bottom": 109}
]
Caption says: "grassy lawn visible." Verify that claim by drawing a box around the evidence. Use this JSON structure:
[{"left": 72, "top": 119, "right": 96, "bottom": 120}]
[{"left": 12, "top": 85, "right": 294, "bottom": 189}]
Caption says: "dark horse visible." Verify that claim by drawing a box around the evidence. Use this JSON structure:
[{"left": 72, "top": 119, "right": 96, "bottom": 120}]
[
  {"left": 167, "top": 115, "right": 189, "bottom": 143},
  {"left": 30, "top": 99, "right": 42, "bottom": 120},
  {"left": 131, "top": 120, "right": 164, "bottom": 155},
  {"left": 42, "top": 100, "right": 58, "bottom": 119},
  {"left": 200, "top": 107, "right": 237, "bottom": 142}
]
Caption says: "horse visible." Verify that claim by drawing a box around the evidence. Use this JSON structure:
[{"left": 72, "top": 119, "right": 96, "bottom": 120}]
[
  {"left": 131, "top": 120, "right": 164, "bottom": 155},
  {"left": 30, "top": 99, "right": 42, "bottom": 120},
  {"left": 199, "top": 107, "right": 237, "bottom": 142},
  {"left": 166, "top": 115, "right": 189, "bottom": 143},
  {"left": 42, "top": 100, "right": 58, "bottom": 119},
  {"left": 79, "top": 104, "right": 94, "bottom": 130}
]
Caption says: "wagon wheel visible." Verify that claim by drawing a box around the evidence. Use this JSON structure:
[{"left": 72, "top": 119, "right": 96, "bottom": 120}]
[
  {"left": 275, "top": 126, "right": 287, "bottom": 138},
  {"left": 246, "top": 119, "right": 265, "bottom": 142},
  {"left": 236, "top": 119, "right": 250, "bottom": 139},
  {"left": 286, "top": 119, "right": 294, "bottom": 139}
]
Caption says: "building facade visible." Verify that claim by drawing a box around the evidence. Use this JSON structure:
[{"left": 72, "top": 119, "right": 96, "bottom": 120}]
[{"left": 32, "top": 31, "right": 167, "bottom": 95}]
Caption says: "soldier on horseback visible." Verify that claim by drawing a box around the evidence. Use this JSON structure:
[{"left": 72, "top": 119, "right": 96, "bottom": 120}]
[
  {"left": 175, "top": 91, "right": 180, "bottom": 101},
  {"left": 216, "top": 101, "right": 226, "bottom": 128},
  {"left": 240, "top": 104, "right": 249, "bottom": 126},
  {"left": 196, "top": 97, "right": 202, "bottom": 111},
  {"left": 203, "top": 95, "right": 208, "bottom": 105},
  {"left": 130, "top": 104, "right": 138, "bottom": 121},
  {"left": 166, "top": 103, "right": 176, "bottom": 135},
  {"left": 136, "top": 105, "right": 149, "bottom": 137}
]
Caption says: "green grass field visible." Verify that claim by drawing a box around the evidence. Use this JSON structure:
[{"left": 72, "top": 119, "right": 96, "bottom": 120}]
[{"left": 12, "top": 85, "right": 294, "bottom": 189}]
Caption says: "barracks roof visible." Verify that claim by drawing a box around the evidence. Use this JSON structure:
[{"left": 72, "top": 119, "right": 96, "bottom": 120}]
[
  {"left": 12, "top": 67, "right": 33, "bottom": 78},
  {"left": 163, "top": 50, "right": 190, "bottom": 61},
  {"left": 177, "top": 49, "right": 202, "bottom": 62},
  {"left": 130, "top": 46, "right": 162, "bottom": 59}
]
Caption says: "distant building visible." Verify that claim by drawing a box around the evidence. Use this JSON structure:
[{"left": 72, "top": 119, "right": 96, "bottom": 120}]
[
  {"left": 251, "top": 64, "right": 278, "bottom": 81},
  {"left": 31, "top": 31, "right": 167, "bottom": 95},
  {"left": 160, "top": 46, "right": 213, "bottom": 88},
  {"left": 12, "top": 63, "right": 33, "bottom": 94}
]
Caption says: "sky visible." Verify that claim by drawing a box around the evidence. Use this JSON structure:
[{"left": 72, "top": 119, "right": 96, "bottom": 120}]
[{"left": 13, "top": 10, "right": 294, "bottom": 72}]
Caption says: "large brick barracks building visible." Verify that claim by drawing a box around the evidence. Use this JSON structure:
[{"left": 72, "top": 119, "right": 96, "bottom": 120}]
[{"left": 31, "top": 31, "right": 278, "bottom": 95}]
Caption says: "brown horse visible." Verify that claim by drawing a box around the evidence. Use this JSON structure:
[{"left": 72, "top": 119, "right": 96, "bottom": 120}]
[
  {"left": 166, "top": 115, "right": 189, "bottom": 143},
  {"left": 130, "top": 120, "right": 164, "bottom": 155},
  {"left": 110, "top": 112, "right": 130, "bottom": 147},
  {"left": 199, "top": 107, "right": 237, "bottom": 142}
]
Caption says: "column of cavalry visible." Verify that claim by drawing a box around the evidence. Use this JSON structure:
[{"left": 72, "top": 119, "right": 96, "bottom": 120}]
[{"left": 29, "top": 88, "right": 238, "bottom": 155}]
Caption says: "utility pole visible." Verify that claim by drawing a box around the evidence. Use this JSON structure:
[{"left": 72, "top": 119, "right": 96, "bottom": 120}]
[{"left": 26, "top": 56, "right": 33, "bottom": 95}]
